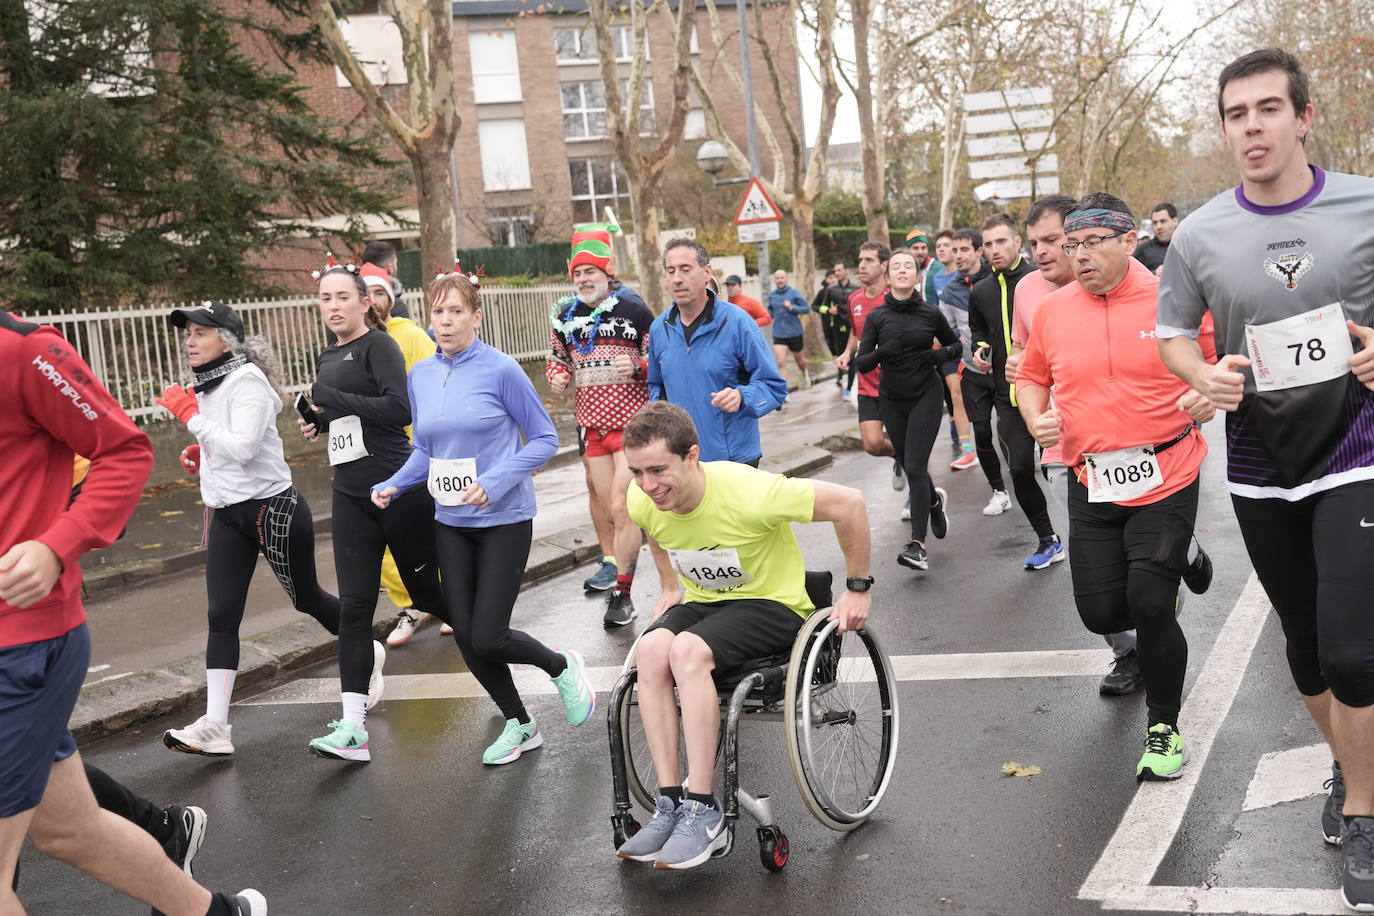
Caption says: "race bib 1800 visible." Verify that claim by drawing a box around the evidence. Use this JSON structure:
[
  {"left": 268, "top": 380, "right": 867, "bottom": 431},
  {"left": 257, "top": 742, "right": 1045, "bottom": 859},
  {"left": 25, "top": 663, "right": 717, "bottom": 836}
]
[
  {"left": 327, "top": 415, "right": 368, "bottom": 466},
  {"left": 1246, "top": 303, "right": 1353, "bottom": 393},
  {"left": 668, "top": 548, "right": 753, "bottom": 592},
  {"left": 1083, "top": 445, "right": 1164, "bottom": 503},
  {"left": 428, "top": 457, "right": 478, "bottom": 506}
]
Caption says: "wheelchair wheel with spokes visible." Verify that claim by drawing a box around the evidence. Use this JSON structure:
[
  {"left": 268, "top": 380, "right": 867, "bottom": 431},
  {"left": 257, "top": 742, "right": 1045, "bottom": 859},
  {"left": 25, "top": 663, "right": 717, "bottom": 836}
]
[{"left": 783, "top": 611, "right": 899, "bottom": 831}]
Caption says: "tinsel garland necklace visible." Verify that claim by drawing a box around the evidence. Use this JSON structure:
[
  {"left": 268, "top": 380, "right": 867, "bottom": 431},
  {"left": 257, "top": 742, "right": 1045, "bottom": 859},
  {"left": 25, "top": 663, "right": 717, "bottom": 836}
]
[{"left": 550, "top": 294, "right": 620, "bottom": 354}]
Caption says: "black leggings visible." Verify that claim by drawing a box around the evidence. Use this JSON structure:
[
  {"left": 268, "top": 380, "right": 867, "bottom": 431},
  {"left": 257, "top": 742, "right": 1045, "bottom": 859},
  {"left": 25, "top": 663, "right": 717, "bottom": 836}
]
[
  {"left": 1068, "top": 475, "right": 1198, "bottom": 728},
  {"left": 961, "top": 370, "right": 1006, "bottom": 492},
  {"left": 995, "top": 397, "right": 1055, "bottom": 539},
  {"left": 1232, "top": 480, "right": 1374, "bottom": 707},
  {"left": 205, "top": 488, "right": 339, "bottom": 670},
  {"left": 332, "top": 488, "right": 445, "bottom": 694},
  {"left": 880, "top": 385, "right": 944, "bottom": 541},
  {"left": 436, "top": 520, "right": 563, "bottom": 721}
]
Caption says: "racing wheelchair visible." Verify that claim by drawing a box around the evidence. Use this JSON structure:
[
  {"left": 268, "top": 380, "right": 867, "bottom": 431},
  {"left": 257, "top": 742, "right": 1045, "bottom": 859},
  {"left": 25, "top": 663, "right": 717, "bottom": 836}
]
[{"left": 607, "top": 571, "right": 899, "bottom": 871}]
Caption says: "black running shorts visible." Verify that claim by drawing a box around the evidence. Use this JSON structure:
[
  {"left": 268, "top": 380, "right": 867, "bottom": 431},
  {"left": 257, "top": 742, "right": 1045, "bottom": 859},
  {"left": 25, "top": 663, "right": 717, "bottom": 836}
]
[{"left": 644, "top": 598, "right": 805, "bottom": 674}]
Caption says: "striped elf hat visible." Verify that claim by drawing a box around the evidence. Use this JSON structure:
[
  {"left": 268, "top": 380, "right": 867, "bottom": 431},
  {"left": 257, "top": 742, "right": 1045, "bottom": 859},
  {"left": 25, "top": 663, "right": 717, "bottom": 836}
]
[{"left": 569, "top": 223, "right": 617, "bottom": 277}]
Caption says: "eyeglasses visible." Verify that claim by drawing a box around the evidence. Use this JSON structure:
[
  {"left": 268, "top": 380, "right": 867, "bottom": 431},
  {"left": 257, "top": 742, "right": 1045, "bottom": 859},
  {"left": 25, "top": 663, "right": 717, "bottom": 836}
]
[{"left": 1062, "top": 231, "right": 1126, "bottom": 256}]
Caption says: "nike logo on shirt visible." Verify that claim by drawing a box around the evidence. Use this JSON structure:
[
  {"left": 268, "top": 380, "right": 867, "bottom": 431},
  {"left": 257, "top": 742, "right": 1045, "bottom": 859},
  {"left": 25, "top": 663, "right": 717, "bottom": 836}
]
[{"left": 1361, "top": 519, "right": 1374, "bottom": 528}]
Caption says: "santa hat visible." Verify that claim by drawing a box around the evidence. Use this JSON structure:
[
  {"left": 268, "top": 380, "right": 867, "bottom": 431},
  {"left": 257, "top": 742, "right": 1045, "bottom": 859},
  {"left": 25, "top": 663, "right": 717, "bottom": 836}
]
[
  {"left": 360, "top": 263, "right": 392, "bottom": 301},
  {"left": 569, "top": 223, "right": 617, "bottom": 277}
]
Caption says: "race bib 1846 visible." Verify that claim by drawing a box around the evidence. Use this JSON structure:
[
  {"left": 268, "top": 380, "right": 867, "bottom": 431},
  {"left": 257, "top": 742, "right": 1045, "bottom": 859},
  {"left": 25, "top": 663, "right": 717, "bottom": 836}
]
[
  {"left": 1246, "top": 303, "right": 1353, "bottom": 392},
  {"left": 668, "top": 548, "right": 753, "bottom": 592}
]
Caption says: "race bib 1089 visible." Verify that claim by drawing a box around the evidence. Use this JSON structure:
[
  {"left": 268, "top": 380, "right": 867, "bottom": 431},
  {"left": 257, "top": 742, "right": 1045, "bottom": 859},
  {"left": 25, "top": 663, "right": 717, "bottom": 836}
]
[
  {"left": 1246, "top": 303, "right": 1353, "bottom": 393},
  {"left": 1083, "top": 445, "right": 1164, "bottom": 503},
  {"left": 668, "top": 548, "right": 753, "bottom": 592}
]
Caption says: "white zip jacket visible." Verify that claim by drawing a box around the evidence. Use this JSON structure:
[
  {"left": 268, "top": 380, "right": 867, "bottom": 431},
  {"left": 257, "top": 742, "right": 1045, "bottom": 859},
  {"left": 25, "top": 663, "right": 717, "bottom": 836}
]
[{"left": 186, "top": 363, "right": 292, "bottom": 509}]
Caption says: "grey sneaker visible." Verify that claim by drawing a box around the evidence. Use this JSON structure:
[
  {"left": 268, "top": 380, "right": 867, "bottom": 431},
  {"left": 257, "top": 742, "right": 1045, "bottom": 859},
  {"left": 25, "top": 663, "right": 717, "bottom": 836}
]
[
  {"left": 1343, "top": 816, "right": 1374, "bottom": 911},
  {"left": 654, "top": 799, "right": 727, "bottom": 870},
  {"left": 603, "top": 591, "right": 636, "bottom": 627},
  {"left": 617, "top": 795, "right": 680, "bottom": 862},
  {"left": 891, "top": 459, "right": 906, "bottom": 491},
  {"left": 1325, "top": 761, "right": 1346, "bottom": 846}
]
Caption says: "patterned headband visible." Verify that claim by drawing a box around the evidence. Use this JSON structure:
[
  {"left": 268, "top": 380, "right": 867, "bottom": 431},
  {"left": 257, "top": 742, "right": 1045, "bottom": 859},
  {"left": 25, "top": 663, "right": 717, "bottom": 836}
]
[{"left": 1063, "top": 208, "right": 1137, "bottom": 234}]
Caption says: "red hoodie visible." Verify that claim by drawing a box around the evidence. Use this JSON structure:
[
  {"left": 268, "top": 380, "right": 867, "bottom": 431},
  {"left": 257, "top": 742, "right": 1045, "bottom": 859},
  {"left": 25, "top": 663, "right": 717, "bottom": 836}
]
[{"left": 0, "top": 313, "right": 153, "bottom": 647}]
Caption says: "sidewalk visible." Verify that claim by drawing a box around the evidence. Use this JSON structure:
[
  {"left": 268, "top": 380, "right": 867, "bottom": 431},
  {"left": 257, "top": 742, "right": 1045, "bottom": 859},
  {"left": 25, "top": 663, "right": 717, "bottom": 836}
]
[{"left": 72, "top": 368, "right": 864, "bottom": 742}]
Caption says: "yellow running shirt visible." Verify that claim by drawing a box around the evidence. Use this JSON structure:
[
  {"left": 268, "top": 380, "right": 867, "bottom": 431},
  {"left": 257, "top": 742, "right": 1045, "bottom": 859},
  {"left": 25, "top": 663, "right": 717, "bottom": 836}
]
[{"left": 627, "top": 461, "right": 816, "bottom": 616}]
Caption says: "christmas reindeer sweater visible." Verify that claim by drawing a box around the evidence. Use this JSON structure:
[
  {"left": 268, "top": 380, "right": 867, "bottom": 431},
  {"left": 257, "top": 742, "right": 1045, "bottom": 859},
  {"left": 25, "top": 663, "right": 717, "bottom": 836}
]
[{"left": 545, "top": 284, "right": 655, "bottom": 431}]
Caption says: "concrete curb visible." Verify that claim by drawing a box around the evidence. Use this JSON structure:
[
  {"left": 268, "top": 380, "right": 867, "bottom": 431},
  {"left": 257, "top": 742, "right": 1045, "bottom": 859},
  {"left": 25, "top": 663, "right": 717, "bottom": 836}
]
[{"left": 71, "top": 442, "right": 840, "bottom": 744}]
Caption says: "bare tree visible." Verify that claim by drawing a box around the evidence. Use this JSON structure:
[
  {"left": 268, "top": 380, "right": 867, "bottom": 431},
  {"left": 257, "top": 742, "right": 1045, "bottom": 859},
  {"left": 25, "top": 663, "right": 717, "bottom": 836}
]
[
  {"left": 587, "top": 0, "right": 697, "bottom": 310},
  {"left": 299, "top": 0, "right": 459, "bottom": 277}
]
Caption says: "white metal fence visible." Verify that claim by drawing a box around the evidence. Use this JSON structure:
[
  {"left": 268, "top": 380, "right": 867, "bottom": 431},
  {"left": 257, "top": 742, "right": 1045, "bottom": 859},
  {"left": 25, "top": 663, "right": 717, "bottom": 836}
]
[{"left": 31, "top": 284, "right": 571, "bottom": 423}]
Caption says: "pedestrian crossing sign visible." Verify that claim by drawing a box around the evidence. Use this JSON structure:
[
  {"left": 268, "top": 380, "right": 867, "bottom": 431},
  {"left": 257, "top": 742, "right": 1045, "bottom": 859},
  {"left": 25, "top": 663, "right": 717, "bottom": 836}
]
[{"left": 733, "top": 177, "right": 783, "bottom": 225}]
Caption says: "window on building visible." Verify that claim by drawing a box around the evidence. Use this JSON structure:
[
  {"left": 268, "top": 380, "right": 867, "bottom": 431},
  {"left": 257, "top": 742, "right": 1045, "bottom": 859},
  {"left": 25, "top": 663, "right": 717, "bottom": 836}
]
[
  {"left": 555, "top": 24, "right": 641, "bottom": 62},
  {"left": 477, "top": 120, "right": 531, "bottom": 191},
  {"left": 469, "top": 29, "right": 521, "bottom": 103},
  {"left": 488, "top": 207, "right": 534, "bottom": 247},
  {"left": 684, "top": 108, "right": 706, "bottom": 140},
  {"left": 560, "top": 79, "right": 655, "bottom": 140},
  {"left": 569, "top": 157, "right": 630, "bottom": 224}
]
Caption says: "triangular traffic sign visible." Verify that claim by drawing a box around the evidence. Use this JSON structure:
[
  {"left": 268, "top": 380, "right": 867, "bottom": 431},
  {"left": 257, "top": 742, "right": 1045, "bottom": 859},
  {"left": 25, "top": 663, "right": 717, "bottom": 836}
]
[{"left": 733, "top": 177, "right": 783, "bottom": 225}]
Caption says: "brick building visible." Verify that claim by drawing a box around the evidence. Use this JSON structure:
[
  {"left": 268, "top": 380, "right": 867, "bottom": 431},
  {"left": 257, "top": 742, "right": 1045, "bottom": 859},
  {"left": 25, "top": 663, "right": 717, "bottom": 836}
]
[{"left": 253, "top": 0, "right": 802, "bottom": 290}]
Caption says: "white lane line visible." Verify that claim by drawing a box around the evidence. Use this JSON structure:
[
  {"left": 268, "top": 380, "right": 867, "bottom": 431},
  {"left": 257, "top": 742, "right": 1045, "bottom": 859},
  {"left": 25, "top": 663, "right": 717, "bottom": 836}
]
[
  {"left": 1242, "top": 741, "right": 1333, "bottom": 812},
  {"left": 1078, "top": 572, "right": 1274, "bottom": 905},
  {"left": 1102, "top": 885, "right": 1346, "bottom": 915},
  {"left": 237, "top": 647, "right": 1112, "bottom": 707}
]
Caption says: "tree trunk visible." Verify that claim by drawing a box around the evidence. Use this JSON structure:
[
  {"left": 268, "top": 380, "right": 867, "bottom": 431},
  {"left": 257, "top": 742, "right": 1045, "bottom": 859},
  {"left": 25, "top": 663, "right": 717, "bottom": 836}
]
[
  {"left": 628, "top": 177, "right": 665, "bottom": 311},
  {"left": 413, "top": 143, "right": 456, "bottom": 277},
  {"left": 851, "top": 0, "right": 888, "bottom": 242},
  {"left": 790, "top": 197, "right": 827, "bottom": 359}
]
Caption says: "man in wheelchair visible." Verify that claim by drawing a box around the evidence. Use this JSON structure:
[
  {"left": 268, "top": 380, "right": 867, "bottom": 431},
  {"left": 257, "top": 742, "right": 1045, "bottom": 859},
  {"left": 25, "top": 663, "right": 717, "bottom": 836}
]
[{"left": 617, "top": 401, "right": 873, "bottom": 869}]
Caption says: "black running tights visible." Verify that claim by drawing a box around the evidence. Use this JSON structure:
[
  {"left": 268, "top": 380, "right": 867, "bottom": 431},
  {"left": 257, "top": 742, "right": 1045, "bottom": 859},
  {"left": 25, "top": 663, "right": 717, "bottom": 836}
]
[
  {"left": 879, "top": 385, "right": 944, "bottom": 541},
  {"left": 332, "top": 488, "right": 445, "bottom": 694},
  {"left": 994, "top": 397, "right": 1055, "bottom": 539},
  {"left": 436, "top": 520, "right": 563, "bottom": 721},
  {"left": 205, "top": 488, "right": 339, "bottom": 670}
]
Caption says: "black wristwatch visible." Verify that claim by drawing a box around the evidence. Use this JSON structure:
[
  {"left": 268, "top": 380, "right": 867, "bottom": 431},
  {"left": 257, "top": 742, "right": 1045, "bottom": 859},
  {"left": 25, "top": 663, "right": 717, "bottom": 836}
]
[{"left": 845, "top": 576, "right": 874, "bottom": 593}]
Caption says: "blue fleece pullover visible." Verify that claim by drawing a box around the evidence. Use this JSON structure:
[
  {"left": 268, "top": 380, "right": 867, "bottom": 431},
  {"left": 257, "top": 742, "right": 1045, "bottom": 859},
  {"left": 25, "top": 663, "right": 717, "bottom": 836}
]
[
  {"left": 766, "top": 284, "right": 811, "bottom": 338},
  {"left": 646, "top": 292, "right": 787, "bottom": 463},
  {"left": 375, "top": 337, "right": 558, "bottom": 527}
]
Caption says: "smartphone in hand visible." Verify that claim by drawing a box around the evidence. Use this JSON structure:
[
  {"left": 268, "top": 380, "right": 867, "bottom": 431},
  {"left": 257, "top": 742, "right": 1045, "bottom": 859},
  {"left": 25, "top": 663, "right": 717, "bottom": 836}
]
[{"left": 295, "top": 393, "right": 315, "bottom": 425}]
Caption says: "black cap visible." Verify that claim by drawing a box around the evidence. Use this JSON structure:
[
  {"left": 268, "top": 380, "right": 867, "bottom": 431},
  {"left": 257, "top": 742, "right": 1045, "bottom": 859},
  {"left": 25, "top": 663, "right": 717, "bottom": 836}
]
[
  {"left": 168, "top": 300, "right": 245, "bottom": 342},
  {"left": 724, "top": 274, "right": 743, "bottom": 286}
]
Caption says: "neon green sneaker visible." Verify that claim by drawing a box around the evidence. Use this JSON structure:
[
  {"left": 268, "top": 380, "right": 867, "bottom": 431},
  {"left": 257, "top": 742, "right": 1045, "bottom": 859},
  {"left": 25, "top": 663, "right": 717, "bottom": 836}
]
[
  {"left": 308, "top": 719, "right": 370, "bottom": 762},
  {"left": 482, "top": 718, "right": 542, "bottom": 765},
  {"left": 551, "top": 649, "right": 596, "bottom": 726},
  {"left": 1136, "top": 723, "right": 1187, "bottom": 781}
]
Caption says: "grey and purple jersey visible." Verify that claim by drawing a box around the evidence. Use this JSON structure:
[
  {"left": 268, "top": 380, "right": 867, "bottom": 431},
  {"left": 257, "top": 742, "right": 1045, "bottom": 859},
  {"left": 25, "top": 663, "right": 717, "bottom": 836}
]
[{"left": 1157, "top": 166, "right": 1374, "bottom": 500}]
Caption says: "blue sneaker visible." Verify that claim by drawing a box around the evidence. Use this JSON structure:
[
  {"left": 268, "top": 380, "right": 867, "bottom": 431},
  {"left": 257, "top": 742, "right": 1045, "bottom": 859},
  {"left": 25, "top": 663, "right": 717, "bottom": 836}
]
[
  {"left": 617, "top": 795, "right": 680, "bottom": 861},
  {"left": 551, "top": 649, "right": 595, "bottom": 726},
  {"left": 654, "top": 799, "right": 727, "bottom": 869},
  {"left": 583, "top": 560, "right": 618, "bottom": 592},
  {"left": 1025, "top": 535, "right": 1065, "bottom": 570}
]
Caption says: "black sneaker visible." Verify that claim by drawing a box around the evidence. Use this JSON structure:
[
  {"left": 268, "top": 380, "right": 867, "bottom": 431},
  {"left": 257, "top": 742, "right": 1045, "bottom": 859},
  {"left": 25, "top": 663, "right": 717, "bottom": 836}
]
[
  {"left": 1326, "top": 761, "right": 1347, "bottom": 846},
  {"left": 1182, "top": 541, "right": 1213, "bottom": 594},
  {"left": 897, "top": 541, "right": 928, "bottom": 571},
  {"left": 929, "top": 487, "right": 949, "bottom": 539},
  {"left": 603, "top": 591, "right": 636, "bottom": 627},
  {"left": 1343, "top": 816, "right": 1374, "bottom": 911},
  {"left": 1099, "top": 651, "right": 1143, "bottom": 697},
  {"left": 162, "top": 805, "right": 207, "bottom": 876}
]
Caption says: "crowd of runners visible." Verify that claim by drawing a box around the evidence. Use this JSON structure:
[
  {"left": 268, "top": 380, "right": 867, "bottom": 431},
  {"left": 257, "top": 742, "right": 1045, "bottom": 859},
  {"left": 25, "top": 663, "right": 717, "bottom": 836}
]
[{"left": 4, "top": 46, "right": 1374, "bottom": 913}]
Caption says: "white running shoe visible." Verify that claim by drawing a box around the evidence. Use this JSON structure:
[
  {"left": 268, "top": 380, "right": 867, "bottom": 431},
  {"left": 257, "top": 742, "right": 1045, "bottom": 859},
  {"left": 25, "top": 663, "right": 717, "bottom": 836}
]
[
  {"left": 891, "top": 460, "right": 906, "bottom": 491},
  {"left": 900, "top": 495, "right": 911, "bottom": 521},
  {"left": 163, "top": 715, "right": 234, "bottom": 756},
  {"left": 385, "top": 609, "right": 431, "bottom": 647},
  {"left": 366, "top": 640, "right": 386, "bottom": 710},
  {"left": 983, "top": 489, "right": 1012, "bottom": 516},
  {"left": 440, "top": 622, "right": 454, "bottom": 636}
]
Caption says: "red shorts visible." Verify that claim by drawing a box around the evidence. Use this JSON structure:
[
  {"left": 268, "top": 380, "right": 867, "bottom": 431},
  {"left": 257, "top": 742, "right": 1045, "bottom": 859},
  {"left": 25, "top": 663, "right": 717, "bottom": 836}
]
[{"left": 582, "top": 427, "right": 625, "bottom": 458}]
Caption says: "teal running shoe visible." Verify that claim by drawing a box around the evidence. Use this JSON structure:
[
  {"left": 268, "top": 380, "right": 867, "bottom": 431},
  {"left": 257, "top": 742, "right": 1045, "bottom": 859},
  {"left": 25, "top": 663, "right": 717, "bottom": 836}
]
[
  {"left": 308, "top": 719, "right": 370, "bottom": 762},
  {"left": 482, "top": 718, "right": 542, "bottom": 765},
  {"left": 551, "top": 649, "right": 595, "bottom": 726}
]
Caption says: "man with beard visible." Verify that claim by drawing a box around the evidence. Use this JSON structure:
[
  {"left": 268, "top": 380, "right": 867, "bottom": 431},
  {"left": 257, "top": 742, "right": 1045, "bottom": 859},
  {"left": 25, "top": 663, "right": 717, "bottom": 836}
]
[{"left": 547, "top": 224, "right": 656, "bottom": 626}]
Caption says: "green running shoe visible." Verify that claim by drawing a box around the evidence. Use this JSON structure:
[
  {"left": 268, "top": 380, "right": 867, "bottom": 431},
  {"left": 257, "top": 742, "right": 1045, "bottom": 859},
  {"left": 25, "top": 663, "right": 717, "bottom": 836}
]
[
  {"left": 482, "top": 718, "right": 542, "bottom": 765},
  {"left": 308, "top": 719, "right": 370, "bottom": 762},
  {"left": 551, "top": 649, "right": 596, "bottom": 726},
  {"left": 1136, "top": 723, "right": 1187, "bottom": 781}
]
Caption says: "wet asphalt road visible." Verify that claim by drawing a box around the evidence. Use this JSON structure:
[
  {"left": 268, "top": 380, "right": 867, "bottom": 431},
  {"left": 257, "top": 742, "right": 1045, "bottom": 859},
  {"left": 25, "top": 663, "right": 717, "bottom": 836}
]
[{"left": 22, "top": 423, "right": 1343, "bottom": 915}]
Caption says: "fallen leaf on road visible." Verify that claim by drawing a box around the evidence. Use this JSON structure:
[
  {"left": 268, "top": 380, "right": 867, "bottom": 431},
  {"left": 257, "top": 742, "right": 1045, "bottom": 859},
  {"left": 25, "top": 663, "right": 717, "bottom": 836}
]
[
  {"left": 1001, "top": 761, "right": 1043, "bottom": 777},
  {"left": 159, "top": 510, "right": 184, "bottom": 517},
  {"left": 140, "top": 542, "right": 164, "bottom": 549}
]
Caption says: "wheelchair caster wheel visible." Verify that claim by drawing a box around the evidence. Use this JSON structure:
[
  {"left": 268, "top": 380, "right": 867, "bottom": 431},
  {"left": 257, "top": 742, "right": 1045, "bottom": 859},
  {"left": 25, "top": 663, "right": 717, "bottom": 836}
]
[
  {"left": 757, "top": 826, "right": 789, "bottom": 872},
  {"left": 612, "top": 813, "right": 641, "bottom": 850}
]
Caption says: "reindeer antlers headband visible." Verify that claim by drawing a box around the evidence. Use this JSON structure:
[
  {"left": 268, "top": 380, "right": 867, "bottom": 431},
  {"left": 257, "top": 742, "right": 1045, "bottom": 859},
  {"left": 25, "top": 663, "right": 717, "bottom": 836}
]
[
  {"left": 310, "top": 251, "right": 361, "bottom": 281},
  {"left": 434, "top": 258, "right": 485, "bottom": 287}
]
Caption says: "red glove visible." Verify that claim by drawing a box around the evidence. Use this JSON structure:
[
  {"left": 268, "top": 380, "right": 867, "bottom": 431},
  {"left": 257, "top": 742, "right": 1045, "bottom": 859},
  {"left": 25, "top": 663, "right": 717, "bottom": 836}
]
[
  {"left": 157, "top": 384, "right": 200, "bottom": 424},
  {"left": 180, "top": 444, "right": 201, "bottom": 475}
]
